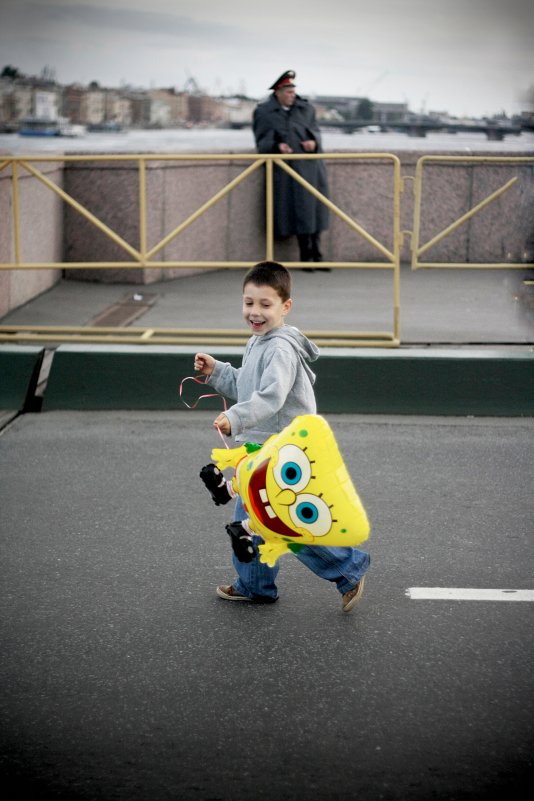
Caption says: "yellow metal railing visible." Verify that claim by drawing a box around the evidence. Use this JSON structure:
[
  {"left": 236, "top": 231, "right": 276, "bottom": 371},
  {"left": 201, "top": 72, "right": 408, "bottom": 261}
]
[
  {"left": 0, "top": 152, "right": 401, "bottom": 270},
  {"left": 0, "top": 325, "right": 397, "bottom": 348},
  {"left": 0, "top": 152, "right": 402, "bottom": 347},
  {"left": 411, "top": 155, "right": 534, "bottom": 269}
]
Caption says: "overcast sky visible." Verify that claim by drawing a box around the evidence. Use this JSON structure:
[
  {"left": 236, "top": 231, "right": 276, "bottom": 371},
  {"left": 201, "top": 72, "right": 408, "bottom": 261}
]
[{"left": 1, "top": 0, "right": 533, "bottom": 117}]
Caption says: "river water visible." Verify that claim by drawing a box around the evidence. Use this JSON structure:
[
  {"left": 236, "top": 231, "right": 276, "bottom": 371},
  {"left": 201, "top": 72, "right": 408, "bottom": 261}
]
[{"left": 1, "top": 127, "right": 533, "bottom": 155}]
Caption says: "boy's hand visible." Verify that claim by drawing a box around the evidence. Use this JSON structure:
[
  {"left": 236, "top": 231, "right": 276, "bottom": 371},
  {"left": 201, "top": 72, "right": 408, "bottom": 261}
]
[
  {"left": 194, "top": 352, "right": 215, "bottom": 376},
  {"left": 214, "top": 413, "right": 231, "bottom": 436}
]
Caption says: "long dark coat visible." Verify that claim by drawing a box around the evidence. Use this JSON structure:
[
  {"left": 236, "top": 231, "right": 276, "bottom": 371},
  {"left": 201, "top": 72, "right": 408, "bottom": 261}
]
[{"left": 253, "top": 94, "right": 329, "bottom": 237}]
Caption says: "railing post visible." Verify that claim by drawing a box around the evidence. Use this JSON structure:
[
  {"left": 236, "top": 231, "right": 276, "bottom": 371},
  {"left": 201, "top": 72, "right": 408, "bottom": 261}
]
[
  {"left": 11, "top": 161, "right": 21, "bottom": 265},
  {"left": 138, "top": 157, "right": 147, "bottom": 266},
  {"left": 392, "top": 156, "right": 402, "bottom": 342},
  {"left": 265, "top": 158, "right": 274, "bottom": 261}
]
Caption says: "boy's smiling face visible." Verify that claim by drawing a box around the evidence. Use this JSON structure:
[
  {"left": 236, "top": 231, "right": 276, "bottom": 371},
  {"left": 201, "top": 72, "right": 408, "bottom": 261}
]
[{"left": 242, "top": 282, "right": 292, "bottom": 336}]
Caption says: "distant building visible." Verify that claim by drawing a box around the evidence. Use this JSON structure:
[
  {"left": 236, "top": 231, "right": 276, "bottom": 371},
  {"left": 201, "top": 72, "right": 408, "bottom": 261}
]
[
  {"left": 104, "top": 91, "right": 132, "bottom": 126},
  {"left": 81, "top": 89, "right": 105, "bottom": 125},
  {"left": 127, "top": 91, "right": 152, "bottom": 128},
  {"left": 188, "top": 94, "right": 220, "bottom": 124},
  {"left": 0, "top": 79, "right": 32, "bottom": 123},
  {"left": 0, "top": 80, "right": 30, "bottom": 127},
  {"left": 215, "top": 97, "right": 256, "bottom": 127},
  {"left": 146, "top": 89, "right": 189, "bottom": 127},
  {"left": 62, "top": 84, "right": 85, "bottom": 124},
  {"left": 0, "top": 72, "right": 423, "bottom": 132},
  {"left": 311, "top": 95, "right": 365, "bottom": 120},
  {"left": 310, "top": 95, "right": 409, "bottom": 125},
  {"left": 372, "top": 102, "right": 409, "bottom": 125},
  {"left": 34, "top": 89, "right": 59, "bottom": 120},
  {"left": 0, "top": 85, "right": 13, "bottom": 128}
]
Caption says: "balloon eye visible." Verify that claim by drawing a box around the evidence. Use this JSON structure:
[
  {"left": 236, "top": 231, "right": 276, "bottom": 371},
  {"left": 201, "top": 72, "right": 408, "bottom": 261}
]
[
  {"left": 282, "top": 462, "right": 302, "bottom": 485},
  {"left": 296, "top": 502, "right": 318, "bottom": 523},
  {"left": 289, "top": 493, "right": 332, "bottom": 537},
  {"left": 273, "top": 445, "right": 311, "bottom": 492}
]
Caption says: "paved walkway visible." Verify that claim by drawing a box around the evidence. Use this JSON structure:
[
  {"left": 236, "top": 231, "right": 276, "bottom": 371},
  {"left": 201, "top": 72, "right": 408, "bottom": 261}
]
[{"left": 2, "top": 265, "right": 533, "bottom": 346}]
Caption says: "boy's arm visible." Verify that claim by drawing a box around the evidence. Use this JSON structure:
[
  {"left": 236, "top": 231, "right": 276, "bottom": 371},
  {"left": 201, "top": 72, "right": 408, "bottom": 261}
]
[
  {"left": 208, "top": 359, "right": 240, "bottom": 401},
  {"left": 224, "top": 347, "right": 297, "bottom": 437}
]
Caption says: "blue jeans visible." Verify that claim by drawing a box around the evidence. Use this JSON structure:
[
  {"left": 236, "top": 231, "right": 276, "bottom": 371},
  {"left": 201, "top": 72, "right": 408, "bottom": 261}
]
[{"left": 231, "top": 497, "right": 370, "bottom": 601}]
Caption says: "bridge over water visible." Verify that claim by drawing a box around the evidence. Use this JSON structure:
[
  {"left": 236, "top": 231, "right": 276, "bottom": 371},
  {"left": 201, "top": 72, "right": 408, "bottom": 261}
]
[
  {"left": 317, "top": 119, "right": 524, "bottom": 140},
  {"left": 229, "top": 119, "right": 526, "bottom": 140}
]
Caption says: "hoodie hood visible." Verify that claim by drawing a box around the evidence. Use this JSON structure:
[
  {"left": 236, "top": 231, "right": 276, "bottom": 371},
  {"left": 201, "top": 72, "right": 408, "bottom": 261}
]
[{"left": 261, "top": 324, "right": 319, "bottom": 382}]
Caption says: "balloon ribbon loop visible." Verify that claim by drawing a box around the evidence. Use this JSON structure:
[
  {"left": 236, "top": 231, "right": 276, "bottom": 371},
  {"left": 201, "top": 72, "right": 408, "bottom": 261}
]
[{"left": 179, "top": 375, "right": 229, "bottom": 447}]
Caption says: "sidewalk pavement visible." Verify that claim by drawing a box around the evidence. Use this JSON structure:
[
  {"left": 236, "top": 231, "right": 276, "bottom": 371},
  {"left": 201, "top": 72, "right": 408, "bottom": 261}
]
[{"left": 1, "top": 264, "right": 533, "bottom": 346}]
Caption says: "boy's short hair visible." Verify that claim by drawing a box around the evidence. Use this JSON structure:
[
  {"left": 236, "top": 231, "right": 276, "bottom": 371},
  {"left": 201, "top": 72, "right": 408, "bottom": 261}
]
[{"left": 243, "top": 261, "right": 292, "bottom": 302}]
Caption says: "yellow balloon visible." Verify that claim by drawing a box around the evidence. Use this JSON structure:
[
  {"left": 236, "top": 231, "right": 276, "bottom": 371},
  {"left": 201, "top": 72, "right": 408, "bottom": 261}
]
[{"left": 211, "top": 414, "right": 370, "bottom": 566}]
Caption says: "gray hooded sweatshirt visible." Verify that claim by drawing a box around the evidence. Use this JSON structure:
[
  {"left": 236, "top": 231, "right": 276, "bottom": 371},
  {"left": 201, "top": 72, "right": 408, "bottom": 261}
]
[{"left": 208, "top": 325, "right": 320, "bottom": 444}]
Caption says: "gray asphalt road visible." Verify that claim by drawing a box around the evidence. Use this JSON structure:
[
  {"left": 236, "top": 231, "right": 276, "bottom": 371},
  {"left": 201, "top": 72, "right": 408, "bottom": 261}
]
[{"left": 1, "top": 411, "right": 533, "bottom": 800}]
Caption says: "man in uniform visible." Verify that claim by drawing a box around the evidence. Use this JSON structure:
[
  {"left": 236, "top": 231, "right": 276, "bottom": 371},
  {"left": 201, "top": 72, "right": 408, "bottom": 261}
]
[{"left": 253, "top": 71, "right": 330, "bottom": 269}]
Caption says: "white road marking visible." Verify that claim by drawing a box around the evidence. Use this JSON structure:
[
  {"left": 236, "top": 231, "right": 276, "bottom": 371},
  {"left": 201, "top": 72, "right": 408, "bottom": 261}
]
[{"left": 406, "top": 587, "right": 534, "bottom": 602}]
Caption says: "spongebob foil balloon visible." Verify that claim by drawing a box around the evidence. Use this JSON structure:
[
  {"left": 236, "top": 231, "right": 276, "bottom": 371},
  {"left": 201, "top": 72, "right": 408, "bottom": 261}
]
[{"left": 200, "top": 414, "right": 370, "bottom": 566}]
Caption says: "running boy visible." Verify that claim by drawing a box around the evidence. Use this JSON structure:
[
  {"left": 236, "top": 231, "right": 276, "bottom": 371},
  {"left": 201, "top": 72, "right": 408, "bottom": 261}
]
[{"left": 194, "top": 261, "right": 369, "bottom": 612}]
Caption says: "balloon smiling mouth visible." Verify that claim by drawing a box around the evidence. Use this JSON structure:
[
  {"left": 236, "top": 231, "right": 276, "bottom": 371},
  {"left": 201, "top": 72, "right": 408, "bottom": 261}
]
[{"left": 247, "top": 459, "right": 302, "bottom": 538}]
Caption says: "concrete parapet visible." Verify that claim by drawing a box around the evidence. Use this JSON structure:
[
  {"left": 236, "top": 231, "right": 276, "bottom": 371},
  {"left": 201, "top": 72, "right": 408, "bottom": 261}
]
[
  {"left": 59, "top": 151, "right": 534, "bottom": 282},
  {"left": 0, "top": 161, "right": 62, "bottom": 316},
  {"left": 38, "top": 345, "right": 534, "bottom": 416},
  {"left": 60, "top": 150, "right": 534, "bottom": 279},
  {"left": 0, "top": 345, "right": 44, "bottom": 411},
  {"left": 314, "top": 347, "right": 534, "bottom": 415},
  {"left": 63, "top": 157, "right": 266, "bottom": 282},
  {"left": 404, "top": 154, "right": 534, "bottom": 265}
]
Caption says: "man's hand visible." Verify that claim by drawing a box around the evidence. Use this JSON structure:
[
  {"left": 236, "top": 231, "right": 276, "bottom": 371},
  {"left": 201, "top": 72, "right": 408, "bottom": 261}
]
[
  {"left": 301, "top": 139, "right": 317, "bottom": 152},
  {"left": 278, "top": 143, "right": 293, "bottom": 154}
]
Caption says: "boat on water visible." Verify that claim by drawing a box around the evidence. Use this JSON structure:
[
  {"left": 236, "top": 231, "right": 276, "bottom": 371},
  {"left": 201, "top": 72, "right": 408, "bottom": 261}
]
[
  {"left": 86, "top": 121, "right": 125, "bottom": 133},
  {"left": 18, "top": 117, "right": 60, "bottom": 137},
  {"left": 18, "top": 117, "right": 86, "bottom": 137}
]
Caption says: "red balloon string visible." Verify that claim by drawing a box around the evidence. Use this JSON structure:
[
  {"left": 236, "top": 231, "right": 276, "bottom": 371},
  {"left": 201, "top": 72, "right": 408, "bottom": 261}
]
[{"left": 178, "top": 375, "right": 229, "bottom": 447}]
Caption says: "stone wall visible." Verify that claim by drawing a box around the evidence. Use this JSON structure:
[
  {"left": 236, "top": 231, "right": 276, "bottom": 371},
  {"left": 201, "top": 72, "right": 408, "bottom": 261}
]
[
  {"left": 0, "top": 161, "right": 62, "bottom": 317},
  {"left": 62, "top": 156, "right": 268, "bottom": 282},
  {"left": 61, "top": 150, "right": 534, "bottom": 274},
  {"left": 401, "top": 154, "right": 534, "bottom": 265}
]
